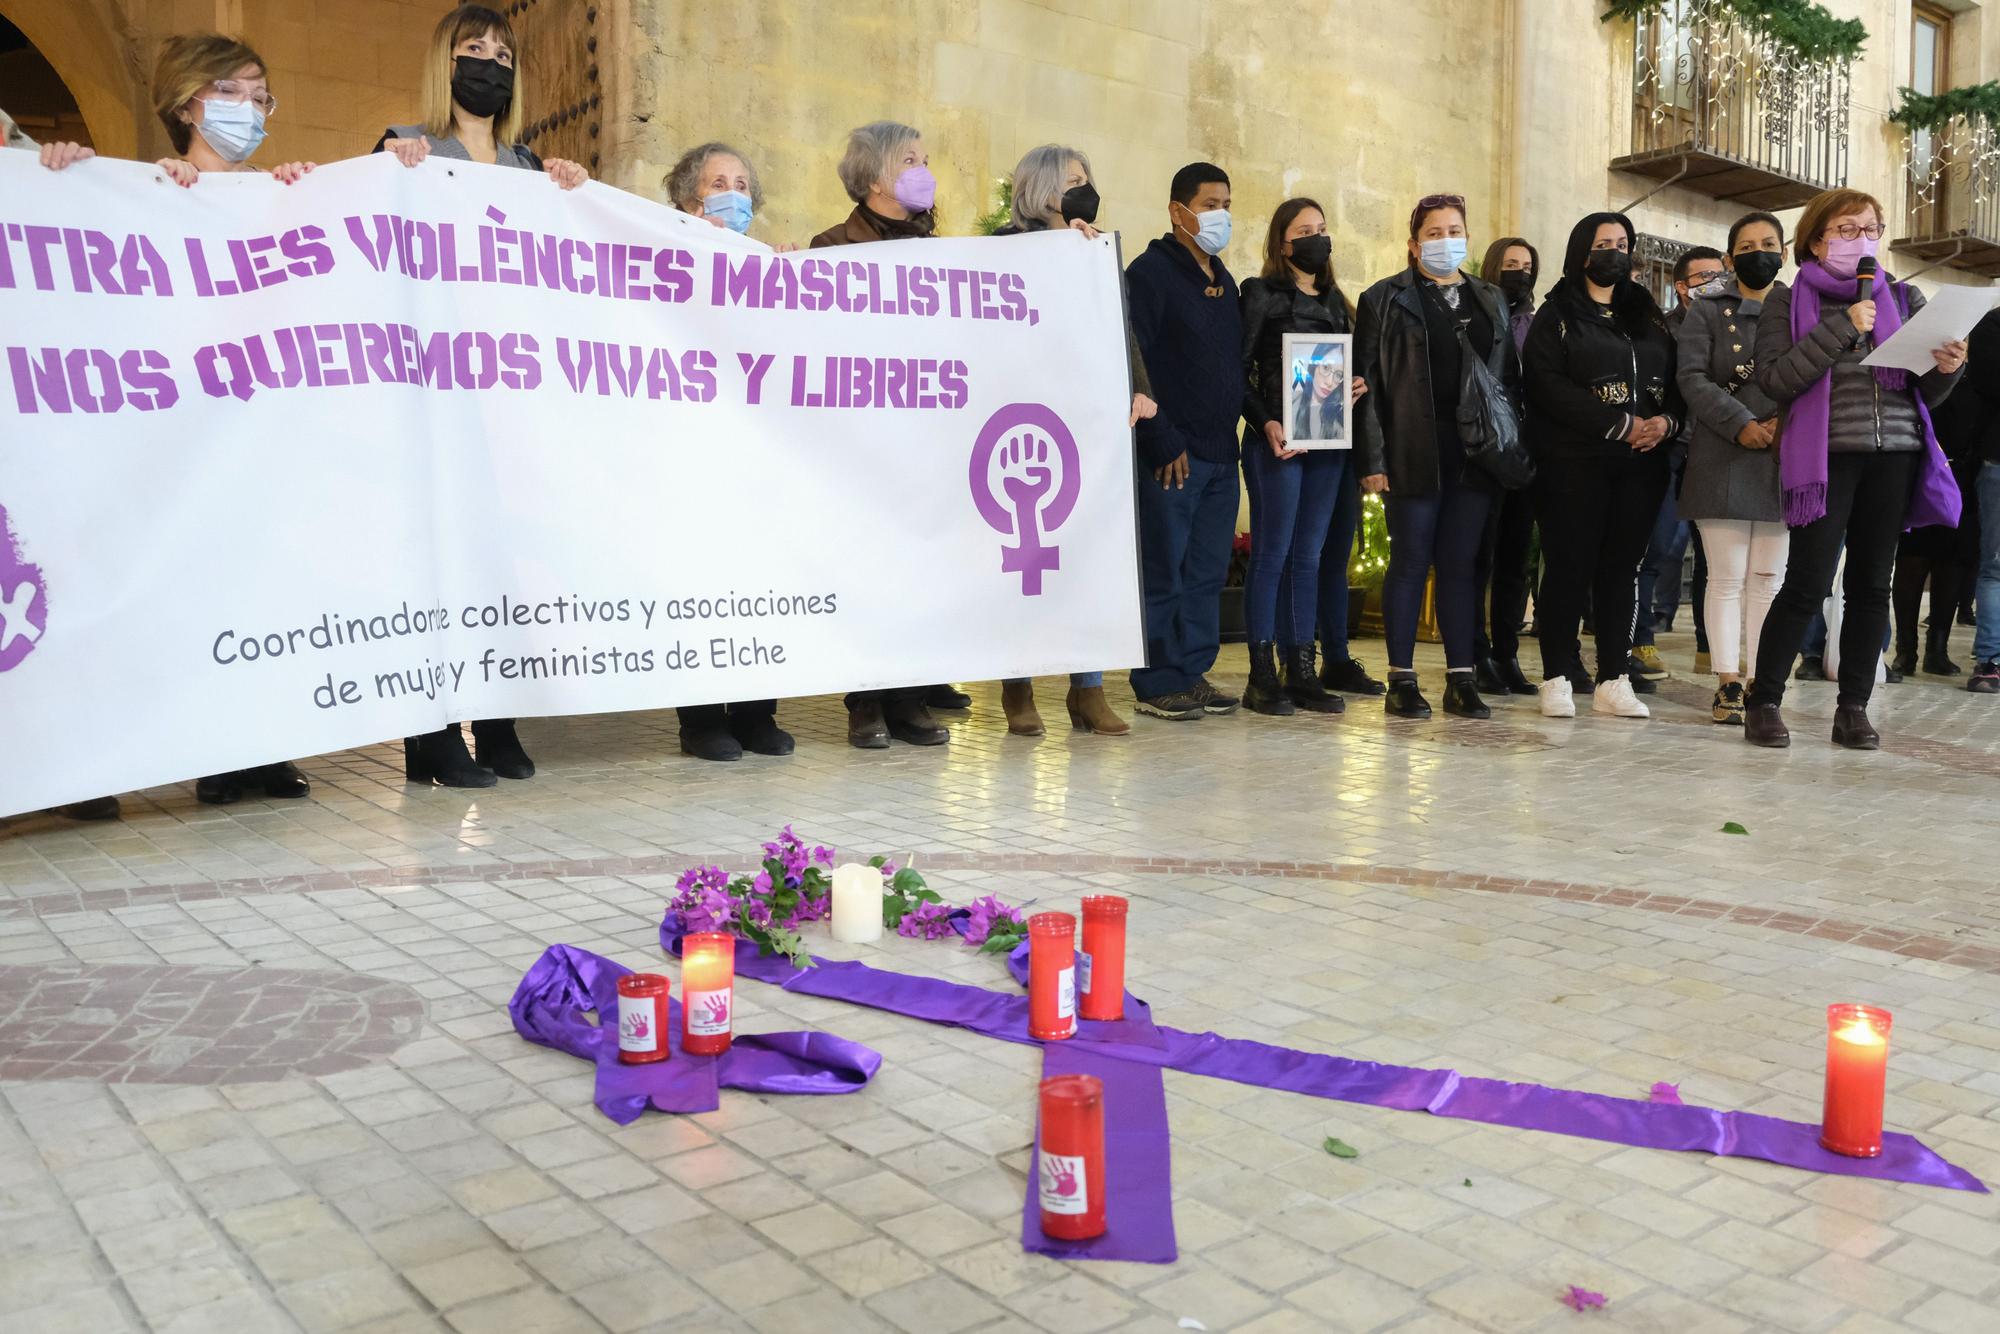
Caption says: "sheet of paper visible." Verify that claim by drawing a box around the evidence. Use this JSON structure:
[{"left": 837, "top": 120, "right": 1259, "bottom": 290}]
[{"left": 1860, "top": 283, "right": 2000, "bottom": 373}]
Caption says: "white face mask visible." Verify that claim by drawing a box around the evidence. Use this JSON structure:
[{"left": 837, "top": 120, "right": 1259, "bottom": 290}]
[
  {"left": 1418, "top": 236, "right": 1468, "bottom": 276},
  {"left": 195, "top": 96, "right": 267, "bottom": 163}
]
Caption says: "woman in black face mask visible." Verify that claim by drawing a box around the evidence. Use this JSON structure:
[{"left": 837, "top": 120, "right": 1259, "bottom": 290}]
[
  {"left": 1520, "top": 212, "right": 1683, "bottom": 722},
  {"left": 374, "top": 4, "right": 587, "bottom": 190},
  {"left": 1472, "top": 237, "right": 1542, "bottom": 698},
  {"left": 1237, "top": 197, "right": 1373, "bottom": 715},
  {"left": 987, "top": 144, "right": 1157, "bottom": 737},
  {"left": 372, "top": 4, "right": 589, "bottom": 789}
]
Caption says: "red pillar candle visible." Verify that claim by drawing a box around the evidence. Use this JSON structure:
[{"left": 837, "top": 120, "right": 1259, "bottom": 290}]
[
  {"left": 1027, "top": 912, "right": 1078, "bottom": 1040},
  {"left": 1821, "top": 1003, "right": 1892, "bottom": 1158},
  {"left": 1078, "top": 895, "right": 1128, "bottom": 1022},
  {"left": 1038, "top": 1073, "right": 1106, "bottom": 1240},
  {"left": 680, "top": 933, "right": 735, "bottom": 1055},
  {"left": 615, "top": 973, "right": 670, "bottom": 1064}
]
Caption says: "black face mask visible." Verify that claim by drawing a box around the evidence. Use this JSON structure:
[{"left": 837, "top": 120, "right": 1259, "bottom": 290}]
[
  {"left": 1060, "top": 183, "right": 1100, "bottom": 226},
  {"left": 1732, "top": 250, "right": 1784, "bottom": 291},
  {"left": 1287, "top": 234, "right": 1332, "bottom": 272},
  {"left": 1498, "top": 268, "right": 1534, "bottom": 303},
  {"left": 1584, "top": 248, "right": 1633, "bottom": 287},
  {"left": 452, "top": 56, "right": 515, "bottom": 119}
]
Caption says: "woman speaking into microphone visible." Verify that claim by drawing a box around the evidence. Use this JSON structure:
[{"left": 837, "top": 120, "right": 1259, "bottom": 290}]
[{"left": 1745, "top": 189, "right": 1967, "bottom": 750}]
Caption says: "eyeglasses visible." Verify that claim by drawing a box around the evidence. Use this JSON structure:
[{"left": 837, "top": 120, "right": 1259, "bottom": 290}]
[
  {"left": 1824, "top": 222, "right": 1884, "bottom": 241},
  {"left": 1415, "top": 193, "right": 1466, "bottom": 211},
  {"left": 207, "top": 80, "right": 278, "bottom": 117}
]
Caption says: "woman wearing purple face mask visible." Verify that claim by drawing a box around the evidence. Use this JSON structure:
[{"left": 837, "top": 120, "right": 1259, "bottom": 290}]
[
  {"left": 1744, "top": 188, "right": 1968, "bottom": 751},
  {"left": 810, "top": 121, "right": 962, "bottom": 750}
]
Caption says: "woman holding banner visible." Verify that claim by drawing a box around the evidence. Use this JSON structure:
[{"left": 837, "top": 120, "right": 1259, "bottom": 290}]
[
  {"left": 661, "top": 141, "right": 796, "bottom": 762},
  {"left": 810, "top": 120, "right": 958, "bottom": 750},
  {"left": 987, "top": 144, "right": 1155, "bottom": 737},
  {"left": 147, "top": 33, "right": 320, "bottom": 804},
  {"left": 374, "top": 5, "right": 588, "bottom": 188},
  {"left": 377, "top": 4, "right": 588, "bottom": 786}
]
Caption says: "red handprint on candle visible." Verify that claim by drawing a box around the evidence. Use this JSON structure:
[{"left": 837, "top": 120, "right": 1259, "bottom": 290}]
[
  {"left": 625, "top": 1012, "right": 649, "bottom": 1040},
  {"left": 701, "top": 992, "right": 730, "bottom": 1029}
]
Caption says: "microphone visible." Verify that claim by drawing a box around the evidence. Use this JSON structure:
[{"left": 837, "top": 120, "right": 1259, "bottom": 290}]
[{"left": 1855, "top": 256, "right": 1877, "bottom": 345}]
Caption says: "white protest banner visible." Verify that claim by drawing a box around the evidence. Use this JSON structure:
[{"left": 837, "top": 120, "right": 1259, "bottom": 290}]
[{"left": 0, "top": 153, "right": 1141, "bottom": 816}]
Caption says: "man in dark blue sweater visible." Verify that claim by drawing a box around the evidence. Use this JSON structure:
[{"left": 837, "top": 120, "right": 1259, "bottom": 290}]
[{"left": 1125, "top": 162, "right": 1246, "bottom": 719}]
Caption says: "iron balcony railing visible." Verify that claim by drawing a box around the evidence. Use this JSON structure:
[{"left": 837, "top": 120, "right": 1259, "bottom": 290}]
[
  {"left": 1899, "top": 117, "right": 2000, "bottom": 273},
  {"left": 1617, "top": 0, "right": 1851, "bottom": 207}
]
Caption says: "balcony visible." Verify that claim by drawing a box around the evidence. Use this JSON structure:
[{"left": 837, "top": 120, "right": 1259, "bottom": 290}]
[
  {"left": 1611, "top": 0, "right": 1851, "bottom": 210},
  {"left": 1892, "top": 120, "right": 2000, "bottom": 279}
]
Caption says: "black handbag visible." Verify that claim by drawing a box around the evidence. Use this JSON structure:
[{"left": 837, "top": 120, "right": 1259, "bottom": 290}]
[{"left": 1454, "top": 326, "right": 1534, "bottom": 490}]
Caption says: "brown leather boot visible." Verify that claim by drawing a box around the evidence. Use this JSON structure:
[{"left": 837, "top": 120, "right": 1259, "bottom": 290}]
[
  {"left": 846, "top": 694, "right": 890, "bottom": 749},
  {"left": 1002, "top": 681, "right": 1044, "bottom": 736},
  {"left": 1743, "top": 700, "right": 1790, "bottom": 748},
  {"left": 1831, "top": 704, "right": 1880, "bottom": 750},
  {"left": 1065, "top": 685, "right": 1130, "bottom": 735}
]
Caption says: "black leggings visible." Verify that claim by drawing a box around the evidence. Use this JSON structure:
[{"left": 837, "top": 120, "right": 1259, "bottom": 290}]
[
  {"left": 1752, "top": 451, "right": 1919, "bottom": 708},
  {"left": 1533, "top": 453, "right": 1670, "bottom": 683}
]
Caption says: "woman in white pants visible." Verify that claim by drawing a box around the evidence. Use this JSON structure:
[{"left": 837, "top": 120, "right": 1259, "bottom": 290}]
[{"left": 1676, "top": 213, "right": 1790, "bottom": 724}]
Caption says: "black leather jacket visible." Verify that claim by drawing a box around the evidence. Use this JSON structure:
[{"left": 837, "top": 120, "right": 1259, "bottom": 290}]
[
  {"left": 1240, "top": 276, "right": 1352, "bottom": 432},
  {"left": 1354, "top": 268, "right": 1518, "bottom": 493}
]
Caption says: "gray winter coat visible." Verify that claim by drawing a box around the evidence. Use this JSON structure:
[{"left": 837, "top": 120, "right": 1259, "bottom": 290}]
[
  {"left": 1754, "top": 281, "right": 1961, "bottom": 455},
  {"left": 378, "top": 125, "right": 541, "bottom": 171},
  {"left": 1676, "top": 284, "right": 1782, "bottom": 522}
]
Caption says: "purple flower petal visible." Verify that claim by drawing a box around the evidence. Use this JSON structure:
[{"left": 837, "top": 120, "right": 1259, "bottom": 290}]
[
  {"left": 1562, "top": 1286, "right": 1607, "bottom": 1312},
  {"left": 1649, "top": 1082, "right": 1683, "bottom": 1105}
]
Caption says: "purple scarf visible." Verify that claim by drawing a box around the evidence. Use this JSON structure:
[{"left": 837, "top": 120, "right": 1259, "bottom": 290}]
[{"left": 1781, "top": 261, "right": 1961, "bottom": 530}]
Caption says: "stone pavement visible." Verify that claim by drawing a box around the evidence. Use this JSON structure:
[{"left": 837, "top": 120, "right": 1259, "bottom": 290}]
[{"left": 4, "top": 629, "right": 2000, "bottom": 1334}]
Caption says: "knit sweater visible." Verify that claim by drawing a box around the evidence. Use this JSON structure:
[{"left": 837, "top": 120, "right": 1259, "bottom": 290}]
[{"left": 1126, "top": 235, "right": 1243, "bottom": 469}]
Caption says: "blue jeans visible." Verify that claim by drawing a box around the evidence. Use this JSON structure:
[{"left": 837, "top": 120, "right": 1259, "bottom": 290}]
[
  {"left": 1242, "top": 441, "right": 1347, "bottom": 644},
  {"left": 1633, "top": 487, "right": 1690, "bottom": 646},
  {"left": 1004, "top": 673, "right": 1102, "bottom": 687},
  {"left": 1131, "top": 454, "right": 1240, "bottom": 698},
  {"left": 1383, "top": 475, "right": 1492, "bottom": 670},
  {"left": 1291, "top": 463, "right": 1362, "bottom": 661},
  {"left": 1976, "top": 462, "right": 2000, "bottom": 663}
]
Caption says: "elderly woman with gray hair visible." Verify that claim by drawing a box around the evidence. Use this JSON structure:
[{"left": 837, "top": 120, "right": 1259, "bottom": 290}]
[
  {"left": 810, "top": 121, "right": 965, "bottom": 749},
  {"left": 663, "top": 140, "right": 796, "bottom": 763},
  {"left": 986, "top": 143, "right": 1157, "bottom": 737}
]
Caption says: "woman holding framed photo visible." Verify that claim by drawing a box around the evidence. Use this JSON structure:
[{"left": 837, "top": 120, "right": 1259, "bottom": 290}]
[
  {"left": 1353, "top": 193, "right": 1517, "bottom": 721},
  {"left": 1238, "top": 198, "right": 1368, "bottom": 716}
]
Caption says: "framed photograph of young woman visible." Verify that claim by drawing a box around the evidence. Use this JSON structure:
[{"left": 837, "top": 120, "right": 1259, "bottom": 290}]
[{"left": 1282, "top": 333, "right": 1353, "bottom": 449}]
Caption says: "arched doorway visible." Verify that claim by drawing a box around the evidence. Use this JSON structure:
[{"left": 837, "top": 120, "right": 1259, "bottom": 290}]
[
  {"left": 0, "top": 14, "right": 92, "bottom": 147},
  {"left": 0, "top": 1, "right": 147, "bottom": 160}
]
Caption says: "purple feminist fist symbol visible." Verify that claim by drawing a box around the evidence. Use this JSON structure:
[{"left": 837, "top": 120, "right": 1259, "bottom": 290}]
[
  {"left": 969, "top": 404, "right": 1082, "bottom": 596},
  {"left": 0, "top": 504, "right": 50, "bottom": 674}
]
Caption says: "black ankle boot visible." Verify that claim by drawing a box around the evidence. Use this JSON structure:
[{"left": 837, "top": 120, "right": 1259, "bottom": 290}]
[
  {"left": 471, "top": 719, "right": 535, "bottom": 779},
  {"left": 1923, "top": 640, "right": 1962, "bottom": 676},
  {"left": 1474, "top": 658, "right": 1506, "bottom": 695},
  {"left": 1499, "top": 658, "right": 1537, "bottom": 695},
  {"left": 404, "top": 727, "right": 498, "bottom": 788},
  {"left": 251, "top": 762, "right": 310, "bottom": 799},
  {"left": 680, "top": 727, "right": 743, "bottom": 762},
  {"left": 1442, "top": 673, "right": 1491, "bottom": 719},
  {"left": 1281, "top": 645, "right": 1343, "bottom": 713},
  {"left": 1384, "top": 675, "right": 1431, "bottom": 719},
  {"left": 1890, "top": 647, "right": 1917, "bottom": 677},
  {"left": 195, "top": 771, "right": 246, "bottom": 805},
  {"left": 1243, "top": 642, "right": 1295, "bottom": 716},
  {"left": 1321, "top": 654, "right": 1386, "bottom": 696},
  {"left": 731, "top": 713, "right": 795, "bottom": 756}
]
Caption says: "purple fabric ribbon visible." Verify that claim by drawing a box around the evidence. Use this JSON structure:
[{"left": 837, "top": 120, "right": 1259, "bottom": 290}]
[
  {"left": 665, "top": 918, "right": 1984, "bottom": 1195},
  {"left": 508, "top": 943, "right": 881, "bottom": 1125}
]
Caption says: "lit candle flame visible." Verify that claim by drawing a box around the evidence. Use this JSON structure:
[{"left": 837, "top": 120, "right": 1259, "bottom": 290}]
[{"left": 1836, "top": 1019, "right": 1884, "bottom": 1047}]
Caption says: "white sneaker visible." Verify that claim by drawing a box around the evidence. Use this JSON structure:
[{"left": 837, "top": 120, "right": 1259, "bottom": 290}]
[
  {"left": 1592, "top": 676, "right": 1650, "bottom": 718},
  {"left": 1538, "top": 677, "right": 1576, "bottom": 718}
]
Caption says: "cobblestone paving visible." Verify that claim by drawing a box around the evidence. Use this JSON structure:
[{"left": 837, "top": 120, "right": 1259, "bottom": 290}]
[{"left": 3, "top": 632, "right": 1999, "bottom": 1333}]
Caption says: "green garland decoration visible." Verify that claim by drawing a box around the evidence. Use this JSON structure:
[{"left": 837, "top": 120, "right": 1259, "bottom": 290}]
[
  {"left": 1889, "top": 81, "right": 2000, "bottom": 136},
  {"left": 974, "top": 178, "right": 1013, "bottom": 236},
  {"left": 1600, "top": 1, "right": 1866, "bottom": 66}
]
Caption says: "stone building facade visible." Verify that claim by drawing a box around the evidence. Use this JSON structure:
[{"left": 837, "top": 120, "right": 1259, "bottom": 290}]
[{"left": 5, "top": 0, "right": 1998, "bottom": 291}]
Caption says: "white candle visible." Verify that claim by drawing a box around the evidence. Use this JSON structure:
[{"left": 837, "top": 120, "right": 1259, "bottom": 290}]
[{"left": 829, "top": 863, "right": 883, "bottom": 943}]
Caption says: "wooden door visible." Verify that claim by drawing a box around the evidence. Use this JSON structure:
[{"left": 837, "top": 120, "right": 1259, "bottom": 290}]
[{"left": 509, "top": 0, "right": 602, "bottom": 173}]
